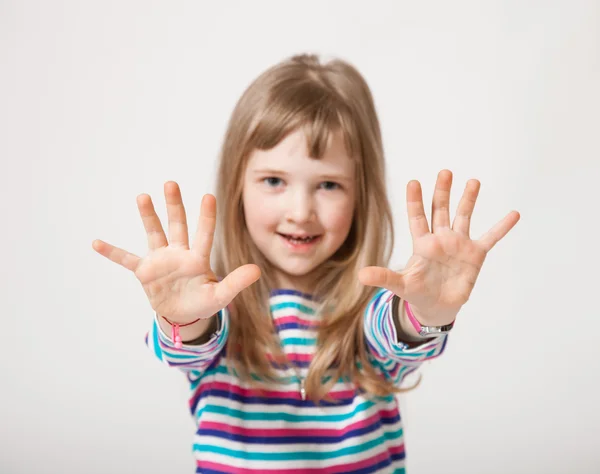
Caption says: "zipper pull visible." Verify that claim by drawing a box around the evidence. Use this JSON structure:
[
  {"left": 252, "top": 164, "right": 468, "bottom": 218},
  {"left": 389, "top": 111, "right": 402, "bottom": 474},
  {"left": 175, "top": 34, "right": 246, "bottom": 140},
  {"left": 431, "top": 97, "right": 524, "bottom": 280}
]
[{"left": 300, "top": 379, "right": 306, "bottom": 401}]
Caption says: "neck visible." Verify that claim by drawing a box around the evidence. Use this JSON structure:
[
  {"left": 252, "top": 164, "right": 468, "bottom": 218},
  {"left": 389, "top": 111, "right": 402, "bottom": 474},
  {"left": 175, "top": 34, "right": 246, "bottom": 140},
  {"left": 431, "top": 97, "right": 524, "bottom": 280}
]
[{"left": 273, "top": 272, "right": 318, "bottom": 295}]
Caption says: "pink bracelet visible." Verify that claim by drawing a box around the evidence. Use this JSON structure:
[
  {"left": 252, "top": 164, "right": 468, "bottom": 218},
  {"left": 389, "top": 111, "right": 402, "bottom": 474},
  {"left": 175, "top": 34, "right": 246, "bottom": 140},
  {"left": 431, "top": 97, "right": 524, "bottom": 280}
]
[
  {"left": 404, "top": 299, "right": 425, "bottom": 334},
  {"left": 161, "top": 316, "right": 201, "bottom": 349},
  {"left": 404, "top": 298, "right": 455, "bottom": 335}
]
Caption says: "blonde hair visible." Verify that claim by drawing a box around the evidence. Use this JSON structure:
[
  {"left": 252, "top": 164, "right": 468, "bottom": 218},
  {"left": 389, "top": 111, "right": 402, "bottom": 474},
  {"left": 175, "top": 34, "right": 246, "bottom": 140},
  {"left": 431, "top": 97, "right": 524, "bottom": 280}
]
[{"left": 213, "top": 54, "right": 403, "bottom": 400}]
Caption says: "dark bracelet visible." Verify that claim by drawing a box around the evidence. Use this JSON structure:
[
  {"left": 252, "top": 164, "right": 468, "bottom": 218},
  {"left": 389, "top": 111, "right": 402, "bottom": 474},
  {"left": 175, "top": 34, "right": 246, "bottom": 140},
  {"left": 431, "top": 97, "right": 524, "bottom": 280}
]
[{"left": 181, "top": 315, "right": 220, "bottom": 346}]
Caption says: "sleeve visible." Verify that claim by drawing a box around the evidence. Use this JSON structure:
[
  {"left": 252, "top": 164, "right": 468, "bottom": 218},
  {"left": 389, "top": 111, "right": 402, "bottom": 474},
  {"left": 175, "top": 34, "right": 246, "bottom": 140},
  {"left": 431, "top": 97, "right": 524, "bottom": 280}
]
[
  {"left": 144, "top": 306, "right": 229, "bottom": 374},
  {"left": 363, "top": 288, "right": 448, "bottom": 386}
]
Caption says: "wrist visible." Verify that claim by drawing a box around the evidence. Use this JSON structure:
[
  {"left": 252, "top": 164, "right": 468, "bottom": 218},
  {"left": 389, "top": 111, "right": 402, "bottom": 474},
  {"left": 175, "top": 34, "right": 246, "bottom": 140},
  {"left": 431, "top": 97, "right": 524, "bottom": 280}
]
[
  {"left": 157, "top": 314, "right": 215, "bottom": 347},
  {"left": 181, "top": 316, "right": 219, "bottom": 345},
  {"left": 408, "top": 303, "right": 459, "bottom": 328},
  {"left": 392, "top": 295, "right": 456, "bottom": 343},
  {"left": 402, "top": 297, "right": 456, "bottom": 338},
  {"left": 391, "top": 295, "right": 431, "bottom": 343}
]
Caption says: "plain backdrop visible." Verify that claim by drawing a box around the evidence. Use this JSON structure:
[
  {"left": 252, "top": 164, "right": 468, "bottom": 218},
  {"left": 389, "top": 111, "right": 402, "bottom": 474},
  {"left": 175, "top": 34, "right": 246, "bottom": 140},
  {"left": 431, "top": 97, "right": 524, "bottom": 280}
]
[{"left": 1, "top": 1, "right": 599, "bottom": 473}]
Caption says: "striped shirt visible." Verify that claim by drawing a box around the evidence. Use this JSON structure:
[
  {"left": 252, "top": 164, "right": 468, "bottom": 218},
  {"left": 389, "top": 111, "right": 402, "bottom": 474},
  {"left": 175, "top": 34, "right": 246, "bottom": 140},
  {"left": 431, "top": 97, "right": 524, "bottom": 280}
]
[{"left": 145, "top": 288, "right": 447, "bottom": 473}]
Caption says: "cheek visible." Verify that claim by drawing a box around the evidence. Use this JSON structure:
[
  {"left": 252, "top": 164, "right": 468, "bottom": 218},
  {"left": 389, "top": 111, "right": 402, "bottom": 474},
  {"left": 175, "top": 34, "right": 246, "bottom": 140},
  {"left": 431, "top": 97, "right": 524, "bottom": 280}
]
[
  {"left": 243, "top": 188, "right": 278, "bottom": 235},
  {"left": 323, "top": 199, "right": 354, "bottom": 236}
]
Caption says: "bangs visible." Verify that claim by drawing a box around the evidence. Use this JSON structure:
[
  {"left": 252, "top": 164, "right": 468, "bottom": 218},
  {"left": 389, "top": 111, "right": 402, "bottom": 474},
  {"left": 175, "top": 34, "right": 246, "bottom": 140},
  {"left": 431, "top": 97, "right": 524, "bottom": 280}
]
[{"left": 248, "top": 80, "right": 362, "bottom": 161}]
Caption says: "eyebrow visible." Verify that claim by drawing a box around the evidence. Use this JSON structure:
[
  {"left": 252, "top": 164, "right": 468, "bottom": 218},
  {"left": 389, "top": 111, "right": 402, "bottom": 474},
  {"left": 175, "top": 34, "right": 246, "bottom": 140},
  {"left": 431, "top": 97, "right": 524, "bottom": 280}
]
[{"left": 252, "top": 169, "right": 353, "bottom": 183}]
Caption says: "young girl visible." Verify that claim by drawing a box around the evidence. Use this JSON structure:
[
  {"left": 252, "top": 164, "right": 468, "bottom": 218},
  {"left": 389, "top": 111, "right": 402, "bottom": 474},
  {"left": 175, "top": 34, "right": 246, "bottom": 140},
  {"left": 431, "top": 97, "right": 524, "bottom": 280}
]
[{"left": 93, "top": 54, "right": 519, "bottom": 473}]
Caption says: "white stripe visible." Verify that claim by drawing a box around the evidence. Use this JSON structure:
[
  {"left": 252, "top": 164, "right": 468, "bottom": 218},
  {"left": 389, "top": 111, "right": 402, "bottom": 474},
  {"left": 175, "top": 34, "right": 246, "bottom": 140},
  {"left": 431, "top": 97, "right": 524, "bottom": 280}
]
[
  {"left": 278, "top": 328, "right": 318, "bottom": 340},
  {"left": 193, "top": 435, "right": 400, "bottom": 469},
  {"left": 205, "top": 367, "right": 366, "bottom": 393},
  {"left": 208, "top": 359, "right": 351, "bottom": 390}
]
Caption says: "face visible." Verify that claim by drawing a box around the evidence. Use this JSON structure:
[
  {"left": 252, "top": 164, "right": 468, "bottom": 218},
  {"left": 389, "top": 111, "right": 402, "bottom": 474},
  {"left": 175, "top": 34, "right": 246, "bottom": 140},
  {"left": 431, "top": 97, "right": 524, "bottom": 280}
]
[{"left": 242, "top": 128, "right": 356, "bottom": 293}]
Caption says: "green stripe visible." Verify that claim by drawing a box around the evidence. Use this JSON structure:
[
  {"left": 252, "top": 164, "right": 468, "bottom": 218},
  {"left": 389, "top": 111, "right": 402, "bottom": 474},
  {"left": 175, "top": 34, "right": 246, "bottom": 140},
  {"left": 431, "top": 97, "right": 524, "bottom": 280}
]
[
  {"left": 198, "top": 399, "right": 376, "bottom": 423},
  {"left": 279, "top": 337, "right": 316, "bottom": 346},
  {"left": 270, "top": 302, "right": 315, "bottom": 315},
  {"left": 194, "top": 431, "right": 401, "bottom": 461},
  {"left": 162, "top": 351, "right": 209, "bottom": 360}
]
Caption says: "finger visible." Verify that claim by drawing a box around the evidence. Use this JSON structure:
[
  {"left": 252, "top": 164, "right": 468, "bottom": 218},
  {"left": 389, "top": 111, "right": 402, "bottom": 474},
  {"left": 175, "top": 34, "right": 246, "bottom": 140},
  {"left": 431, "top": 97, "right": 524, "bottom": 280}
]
[
  {"left": 214, "top": 264, "right": 261, "bottom": 307},
  {"left": 431, "top": 169, "right": 452, "bottom": 232},
  {"left": 137, "top": 194, "right": 168, "bottom": 250},
  {"left": 92, "top": 239, "right": 141, "bottom": 272},
  {"left": 164, "top": 181, "right": 190, "bottom": 248},
  {"left": 358, "top": 266, "right": 406, "bottom": 298},
  {"left": 452, "top": 179, "right": 480, "bottom": 237},
  {"left": 192, "top": 194, "right": 217, "bottom": 263},
  {"left": 406, "top": 180, "right": 430, "bottom": 239},
  {"left": 477, "top": 211, "right": 521, "bottom": 253}
]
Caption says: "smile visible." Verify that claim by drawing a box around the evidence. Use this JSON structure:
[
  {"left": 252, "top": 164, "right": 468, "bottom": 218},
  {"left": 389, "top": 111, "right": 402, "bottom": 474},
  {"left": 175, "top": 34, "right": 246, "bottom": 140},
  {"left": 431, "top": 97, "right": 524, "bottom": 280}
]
[{"left": 277, "top": 233, "right": 322, "bottom": 250}]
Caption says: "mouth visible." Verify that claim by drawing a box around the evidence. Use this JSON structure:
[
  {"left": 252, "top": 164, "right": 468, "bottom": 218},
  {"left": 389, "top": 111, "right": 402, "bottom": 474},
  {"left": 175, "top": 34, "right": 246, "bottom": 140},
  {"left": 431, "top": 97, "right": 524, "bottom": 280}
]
[{"left": 277, "top": 233, "right": 322, "bottom": 250}]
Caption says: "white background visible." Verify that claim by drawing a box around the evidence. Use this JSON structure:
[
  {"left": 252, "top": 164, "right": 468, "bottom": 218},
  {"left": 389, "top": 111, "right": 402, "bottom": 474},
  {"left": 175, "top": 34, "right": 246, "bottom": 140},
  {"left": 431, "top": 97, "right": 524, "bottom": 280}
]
[{"left": 1, "top": 1, "right": 599, "bottom": 473}]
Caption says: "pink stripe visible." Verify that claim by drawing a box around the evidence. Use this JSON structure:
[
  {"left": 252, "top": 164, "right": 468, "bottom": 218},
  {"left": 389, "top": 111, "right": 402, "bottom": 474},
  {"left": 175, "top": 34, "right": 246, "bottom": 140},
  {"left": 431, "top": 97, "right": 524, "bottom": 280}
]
[
  {"left": 274, "top": 315, "right": 319, "bottom": 327},
  {"left": 265, "top": 352, "right": 312, "bottom": 363},
  {"left": 389, "top": 443, "right": 406, "bottom": 456},
  {"left": 198, "top": 448, "right": 399, "bottom": 474},
  {"left": 198, "top": 461, "right": 314, "bottom": 474},
  {"left": 323, "top": 449, "right": 400, "bottom": 473},
  {"left": 377, "top": 405, "right": 398, "bottom": 415},
  {"left": 198, "top": 411, "right": 383, "bottom": 438},
  {"left": 286, "top": 353, "right": 312, "bottom": 362}
]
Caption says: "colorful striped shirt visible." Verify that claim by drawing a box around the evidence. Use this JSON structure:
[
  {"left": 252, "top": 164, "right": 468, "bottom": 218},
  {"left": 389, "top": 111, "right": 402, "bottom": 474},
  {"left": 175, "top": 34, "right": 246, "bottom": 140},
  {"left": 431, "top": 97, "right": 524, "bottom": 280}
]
[{"left": 145, "top": 288, "right": 447, "bottom": 473}]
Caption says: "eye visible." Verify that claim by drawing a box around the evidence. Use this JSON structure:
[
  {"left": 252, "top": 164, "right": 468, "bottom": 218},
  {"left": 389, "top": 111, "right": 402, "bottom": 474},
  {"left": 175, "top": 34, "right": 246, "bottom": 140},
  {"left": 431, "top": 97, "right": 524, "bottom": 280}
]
[
  {"left": 263, "top": 177, "right": 283, "bottom": 187},
  {"left": 320, "top": 181, "right": 341, "bottom": 191}
]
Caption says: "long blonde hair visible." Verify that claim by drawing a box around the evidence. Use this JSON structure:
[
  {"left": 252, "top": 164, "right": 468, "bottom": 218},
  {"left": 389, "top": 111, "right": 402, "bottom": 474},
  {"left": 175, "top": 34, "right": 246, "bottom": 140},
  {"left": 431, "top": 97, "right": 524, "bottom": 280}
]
[{"left": 213, "top": 54, "right": 401, "bottom": 400}]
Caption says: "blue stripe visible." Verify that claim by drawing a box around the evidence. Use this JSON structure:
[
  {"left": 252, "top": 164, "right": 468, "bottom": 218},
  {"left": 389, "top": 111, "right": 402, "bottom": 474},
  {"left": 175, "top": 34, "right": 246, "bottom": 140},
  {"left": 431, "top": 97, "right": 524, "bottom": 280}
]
[
  {"left": 275, "top": 322, "right": 313, "bottom": 331},
  {"left": 365, "top": 289, "right": 390, "bottom": 358},
  {"left": 197, "top": 458, "right": 404, "bottom": 474},
  {"left": 347, "top": 458, "right": 393, "bottom": 474},
  {"left": 193, "top": 433, "right": 398, "bottom": 461},
  {"left": 391, "top": 450, "right": 406, "bottom": 462},
  {"left": 440, "top": 333, "right": 449, "bottom": 353},
  {"left": 197, "top": 421, "right": 398, "bottom": 445}
]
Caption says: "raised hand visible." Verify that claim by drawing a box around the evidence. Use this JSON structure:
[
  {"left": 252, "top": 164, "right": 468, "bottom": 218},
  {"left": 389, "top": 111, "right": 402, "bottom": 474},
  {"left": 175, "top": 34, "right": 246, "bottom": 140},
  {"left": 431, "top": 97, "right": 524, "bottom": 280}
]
[
  {"left": 92, "top": 181, "right": 261, "bottom": 325},
  {"left": 358, "top": 169, "right": 520, "bottom": 326}
]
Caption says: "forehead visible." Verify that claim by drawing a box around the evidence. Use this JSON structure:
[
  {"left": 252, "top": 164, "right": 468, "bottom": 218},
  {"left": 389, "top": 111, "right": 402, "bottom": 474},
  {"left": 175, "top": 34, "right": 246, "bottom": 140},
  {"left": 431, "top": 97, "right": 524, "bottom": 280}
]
[{"left": 246, "top": 128, "right": 355, "bottom": 176}]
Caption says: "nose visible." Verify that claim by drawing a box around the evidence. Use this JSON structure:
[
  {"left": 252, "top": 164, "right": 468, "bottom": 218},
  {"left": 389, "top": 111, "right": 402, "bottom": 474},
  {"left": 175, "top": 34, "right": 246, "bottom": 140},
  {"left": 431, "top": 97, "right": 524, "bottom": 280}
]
[{"left": 285, "top": 188, "right": 315, "bottom": 223}]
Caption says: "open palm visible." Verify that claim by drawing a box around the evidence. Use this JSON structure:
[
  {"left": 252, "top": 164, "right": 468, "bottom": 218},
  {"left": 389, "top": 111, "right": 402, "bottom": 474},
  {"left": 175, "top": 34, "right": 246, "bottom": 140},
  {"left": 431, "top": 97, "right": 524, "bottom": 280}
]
[
  {"left": 92, "top": 182, "right": 260, "bottom": 324},
  {"left": 359, "top": 169, "right": 520, "bottom": 326}
]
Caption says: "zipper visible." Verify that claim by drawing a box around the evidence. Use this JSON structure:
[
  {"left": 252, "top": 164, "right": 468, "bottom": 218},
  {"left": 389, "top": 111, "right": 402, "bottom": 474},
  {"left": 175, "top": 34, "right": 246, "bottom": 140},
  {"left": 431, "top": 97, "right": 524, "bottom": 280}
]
[{"left": 300, "top": 378, "right": 306, "bottom": 401}]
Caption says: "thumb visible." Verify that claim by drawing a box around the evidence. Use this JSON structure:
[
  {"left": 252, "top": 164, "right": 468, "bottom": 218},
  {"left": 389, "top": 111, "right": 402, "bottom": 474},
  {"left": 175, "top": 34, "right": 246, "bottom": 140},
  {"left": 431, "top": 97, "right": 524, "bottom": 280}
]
[
  {"left": 358, "top": 266, "right": 407, "bottom": 299},
  {"left": 215, "top": 264, "right": 261, "bottom": 307}
]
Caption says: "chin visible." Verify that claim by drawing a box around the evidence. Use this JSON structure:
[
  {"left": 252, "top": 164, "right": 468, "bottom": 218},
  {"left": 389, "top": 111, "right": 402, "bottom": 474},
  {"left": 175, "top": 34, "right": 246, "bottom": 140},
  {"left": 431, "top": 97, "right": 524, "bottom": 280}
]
[{"left": 277, "top": 266, "right": 316, "bottom": 278}]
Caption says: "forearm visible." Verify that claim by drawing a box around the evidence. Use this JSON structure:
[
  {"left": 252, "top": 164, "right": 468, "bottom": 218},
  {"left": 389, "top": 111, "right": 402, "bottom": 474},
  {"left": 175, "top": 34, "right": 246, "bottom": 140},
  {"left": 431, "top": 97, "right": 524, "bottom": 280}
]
[
  {"left": 363, "top": 289, "right": 449, "bottom": 382},
  {"left": 146, "top": 309, "right": 228, "bottom": 371}
]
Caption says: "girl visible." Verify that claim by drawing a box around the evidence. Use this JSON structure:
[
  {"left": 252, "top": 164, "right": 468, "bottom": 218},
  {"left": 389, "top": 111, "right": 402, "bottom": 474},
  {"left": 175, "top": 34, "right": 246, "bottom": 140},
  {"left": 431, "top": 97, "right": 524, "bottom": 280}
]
[{"left": 93, "top": 54, "right": 520, "bottom": 473}]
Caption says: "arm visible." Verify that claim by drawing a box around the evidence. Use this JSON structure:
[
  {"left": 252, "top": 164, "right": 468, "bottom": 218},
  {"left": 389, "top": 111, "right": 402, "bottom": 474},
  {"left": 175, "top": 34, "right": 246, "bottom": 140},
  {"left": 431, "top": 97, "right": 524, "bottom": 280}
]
[
  {"left": 363, "top": 288, "right": 447, "bottom": 386},
  {"left": 144, "top": 306, "right": 229, "bottom": 373}
]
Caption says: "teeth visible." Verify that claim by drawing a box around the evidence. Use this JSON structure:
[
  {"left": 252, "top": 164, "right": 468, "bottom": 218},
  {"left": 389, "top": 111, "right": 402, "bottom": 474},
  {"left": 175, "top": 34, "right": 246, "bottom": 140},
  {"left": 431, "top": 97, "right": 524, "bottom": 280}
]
[{"left": 284, "top": 234, "right": 316, "bottom": 243}]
